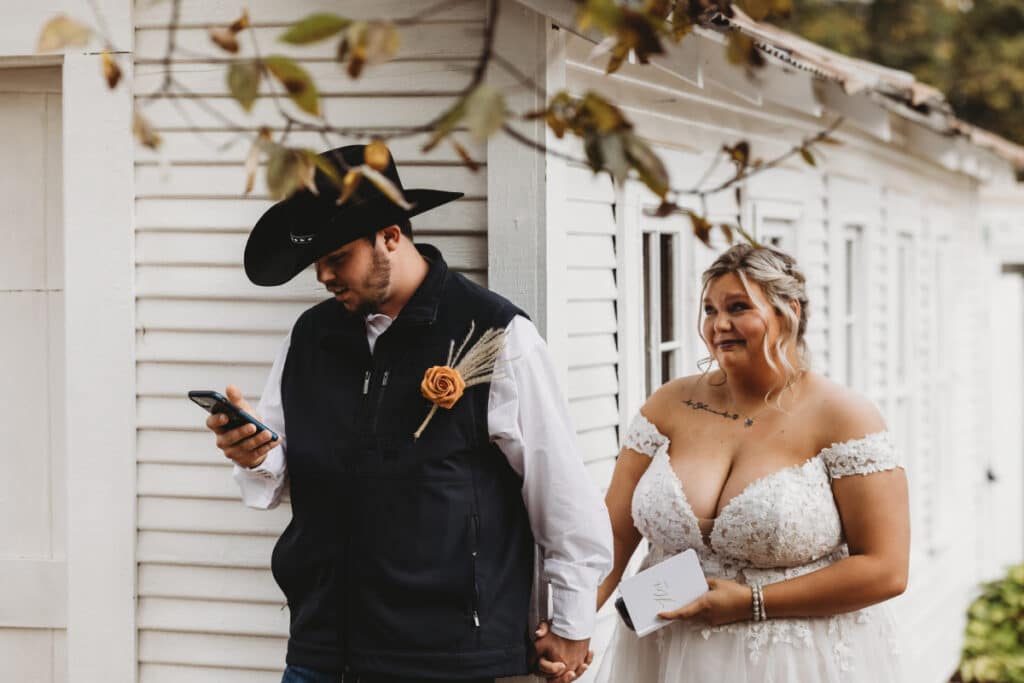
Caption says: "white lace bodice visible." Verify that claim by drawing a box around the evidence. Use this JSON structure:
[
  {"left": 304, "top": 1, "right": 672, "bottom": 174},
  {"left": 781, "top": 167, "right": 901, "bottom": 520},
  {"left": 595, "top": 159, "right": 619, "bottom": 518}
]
[
  {"left": 624, "top": 413, "right": 902, "bottom": 574},
  {"left": 603, "top": 414, "right": 905, "bottom": 676}
]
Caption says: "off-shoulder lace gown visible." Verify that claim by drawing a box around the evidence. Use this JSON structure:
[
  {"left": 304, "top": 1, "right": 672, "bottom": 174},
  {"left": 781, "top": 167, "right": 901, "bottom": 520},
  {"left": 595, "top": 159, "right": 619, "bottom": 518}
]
[{"left": 596, "top": 414, "right": 903, "bottom": 683}]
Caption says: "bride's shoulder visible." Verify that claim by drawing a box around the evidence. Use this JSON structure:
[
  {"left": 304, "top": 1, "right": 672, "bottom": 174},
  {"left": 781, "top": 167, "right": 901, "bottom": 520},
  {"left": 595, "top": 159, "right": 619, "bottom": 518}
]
[
  {"left": 638, "top": 374, "right": 706, "bottom": 430},
  {"left": 806, "top": 374, "right": 887, "bottom": 445}
]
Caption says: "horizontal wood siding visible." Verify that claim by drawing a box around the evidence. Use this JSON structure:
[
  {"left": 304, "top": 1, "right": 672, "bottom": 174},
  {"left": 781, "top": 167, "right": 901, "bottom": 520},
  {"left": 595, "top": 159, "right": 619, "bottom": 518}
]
[
  {"left": 133, "top": 2, "right": 488, "bottom": 679},
  {"left": 563, "top": 165, "right": 621, "bottom": 489}
]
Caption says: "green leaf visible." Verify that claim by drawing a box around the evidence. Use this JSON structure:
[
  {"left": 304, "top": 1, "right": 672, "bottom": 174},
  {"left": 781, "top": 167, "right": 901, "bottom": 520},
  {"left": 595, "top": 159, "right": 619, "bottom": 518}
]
[
  {"left": 305, "top": 149, "right": 344, "bottom": 191},
  {"left": 265, "top": 145, "right": 317, "bottom": 200},
  {"left": 464, "top": 85, "right": 507, "bottom": 142},
  {"left": 228, "top": 60, "right": 261, "bottom": 112},
  {"left": 263, "top": 55, "right": 320, "bottom": 116},
  {"left": 423, "top": 96, "right": 469, "bottom": 152},
  {"left": 37, "top": 15, "right": 92, "bottom": 52},
  {"left": 279, "top": 13, "right": 351, "bottom": 44}
]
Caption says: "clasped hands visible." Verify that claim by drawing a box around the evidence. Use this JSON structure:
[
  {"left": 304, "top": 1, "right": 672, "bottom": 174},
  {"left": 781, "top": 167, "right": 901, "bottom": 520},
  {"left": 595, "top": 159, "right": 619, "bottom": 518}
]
[{"left": 532, "top": 621, "right": 593, "bottom": 683}]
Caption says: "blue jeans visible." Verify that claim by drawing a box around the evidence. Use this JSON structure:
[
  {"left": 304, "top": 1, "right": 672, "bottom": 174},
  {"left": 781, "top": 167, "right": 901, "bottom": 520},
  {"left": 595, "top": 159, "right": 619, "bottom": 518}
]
[{"left": 281, "top": 666, "right": 493, "bottom": 683}]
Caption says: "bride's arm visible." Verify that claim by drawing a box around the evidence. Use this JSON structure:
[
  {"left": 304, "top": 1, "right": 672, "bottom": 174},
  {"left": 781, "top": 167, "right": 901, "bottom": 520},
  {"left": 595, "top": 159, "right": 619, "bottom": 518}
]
[
  {"left": 762, "top": 466, "right": 910, "bottom": 617},
  {"left": 596, "top": 448, "right": 651, "bottom": 610}
]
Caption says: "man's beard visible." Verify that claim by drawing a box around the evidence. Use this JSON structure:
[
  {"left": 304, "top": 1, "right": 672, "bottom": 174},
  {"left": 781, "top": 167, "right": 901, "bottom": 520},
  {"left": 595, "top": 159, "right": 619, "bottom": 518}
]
[{"left": 351, "top": 246, "right": 391, "bottom": 317}]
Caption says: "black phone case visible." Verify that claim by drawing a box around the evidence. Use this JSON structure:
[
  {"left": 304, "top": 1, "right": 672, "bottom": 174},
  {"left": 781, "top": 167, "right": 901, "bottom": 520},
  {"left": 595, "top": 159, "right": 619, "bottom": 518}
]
[
  {"left": 188, "top": 390, "right": 278, "bottom": 442},
  {"left": 614, "top": 596, "right": 636, "bottom": 631}
]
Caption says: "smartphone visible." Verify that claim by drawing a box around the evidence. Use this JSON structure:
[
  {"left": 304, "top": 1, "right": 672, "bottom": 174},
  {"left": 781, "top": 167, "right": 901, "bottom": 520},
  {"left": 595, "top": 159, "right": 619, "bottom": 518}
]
[
  {"left": 614, "top": 596, "right": 635, "bottom": 632},
  {"left": 188, "top": 390, "right": 278, "bottom": 443}
]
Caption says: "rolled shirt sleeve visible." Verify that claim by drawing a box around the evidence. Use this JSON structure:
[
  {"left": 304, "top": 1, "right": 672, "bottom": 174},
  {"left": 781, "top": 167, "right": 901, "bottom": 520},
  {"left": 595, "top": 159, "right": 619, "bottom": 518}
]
[
  {"left": 488, "top": 316, "right": 613, "bottom": 640},
  {"left": 231, "top": 330, "right": 290, "bottom": 509}
]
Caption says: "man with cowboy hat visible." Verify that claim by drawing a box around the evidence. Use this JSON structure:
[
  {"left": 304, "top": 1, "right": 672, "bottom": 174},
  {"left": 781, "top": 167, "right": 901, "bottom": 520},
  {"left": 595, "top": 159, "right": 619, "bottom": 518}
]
[{"left": 204, "top": 144, "right": 612, "bottom": 683}]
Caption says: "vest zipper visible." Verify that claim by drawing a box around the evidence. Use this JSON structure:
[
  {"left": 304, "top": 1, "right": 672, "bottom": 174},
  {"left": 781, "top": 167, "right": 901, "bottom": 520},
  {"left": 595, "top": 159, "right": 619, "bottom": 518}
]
[
  {"left": 362, "top": 370, "right": 371, "bottom": 395},
  {"left": 370, "top": 369, "right": 390, "bottom": 434},
  {"left": 471, "top": 512, "right": 480, "bottom": 628}
]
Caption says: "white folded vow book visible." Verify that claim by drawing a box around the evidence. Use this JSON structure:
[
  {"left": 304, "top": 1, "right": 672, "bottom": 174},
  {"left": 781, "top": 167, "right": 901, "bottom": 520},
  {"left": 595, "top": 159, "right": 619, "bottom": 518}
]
[{"left": 618, "top": 548, "right": 709, "bottom": 637}]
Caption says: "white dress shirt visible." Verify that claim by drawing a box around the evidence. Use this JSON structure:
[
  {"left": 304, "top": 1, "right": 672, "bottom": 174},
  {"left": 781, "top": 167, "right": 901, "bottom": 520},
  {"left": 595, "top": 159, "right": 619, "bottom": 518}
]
[{"left": 233, "top": 314, "right": 613, "bottom": 640}]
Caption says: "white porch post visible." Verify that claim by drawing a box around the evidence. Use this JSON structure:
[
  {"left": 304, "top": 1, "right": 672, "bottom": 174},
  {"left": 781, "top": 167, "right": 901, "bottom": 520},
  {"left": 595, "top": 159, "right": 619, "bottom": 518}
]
[{"left": 62, "top": 13, "right": 137, "bottom": 681}]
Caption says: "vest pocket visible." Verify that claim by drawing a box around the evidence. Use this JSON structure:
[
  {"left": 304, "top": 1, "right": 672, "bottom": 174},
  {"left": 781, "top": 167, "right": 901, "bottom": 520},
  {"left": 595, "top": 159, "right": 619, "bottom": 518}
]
[{"left": 348, "top": 476, "right": 478, "bottom": 652}]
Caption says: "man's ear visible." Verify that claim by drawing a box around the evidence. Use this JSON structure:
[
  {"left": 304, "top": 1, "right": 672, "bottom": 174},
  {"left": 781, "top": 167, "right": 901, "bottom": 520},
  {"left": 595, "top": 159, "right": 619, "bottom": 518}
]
[{"left": 379, "top": 224, "right": 402, "bottom": 250}]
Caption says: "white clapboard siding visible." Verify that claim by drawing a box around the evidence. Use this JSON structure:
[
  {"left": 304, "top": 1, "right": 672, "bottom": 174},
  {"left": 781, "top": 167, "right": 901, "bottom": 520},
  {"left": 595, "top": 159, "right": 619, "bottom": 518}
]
[
  {"left": 135, "top": 23, "right": 484, "bottom": 62},
  {"left": 563, "top": 165, "right": 621, "bottom": 484},
  {"left": 133, "top": 3, "right": 492, "bottom": 677}
]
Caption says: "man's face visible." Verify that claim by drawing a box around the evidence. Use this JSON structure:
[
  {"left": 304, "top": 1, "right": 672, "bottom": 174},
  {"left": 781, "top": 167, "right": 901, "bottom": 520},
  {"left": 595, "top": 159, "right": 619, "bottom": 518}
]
[{"left": 315, "top": 233, "right": 391, "bottom": 316}]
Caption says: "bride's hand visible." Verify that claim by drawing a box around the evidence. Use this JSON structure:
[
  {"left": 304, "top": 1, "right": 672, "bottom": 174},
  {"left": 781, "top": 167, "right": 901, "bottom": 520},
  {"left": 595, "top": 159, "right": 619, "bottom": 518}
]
[{"left": 657, "top": 578, "right": 753, "bottom": 627}]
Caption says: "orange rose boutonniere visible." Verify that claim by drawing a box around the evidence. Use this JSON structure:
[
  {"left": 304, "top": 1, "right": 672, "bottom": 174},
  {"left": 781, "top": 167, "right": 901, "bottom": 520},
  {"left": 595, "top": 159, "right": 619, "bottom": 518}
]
[
  {"left": 413, "top": 321, "right": 507, "bottom": 440},
  {"left": 420, "top": 366, "right": 466, "bottom": 409}
]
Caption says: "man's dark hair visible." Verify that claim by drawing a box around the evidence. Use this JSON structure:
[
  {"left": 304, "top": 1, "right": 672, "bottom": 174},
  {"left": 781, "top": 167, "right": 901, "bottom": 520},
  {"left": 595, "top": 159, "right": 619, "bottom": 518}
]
[{"left": 367, "top": 218, "right": 412, "bottom": 244}]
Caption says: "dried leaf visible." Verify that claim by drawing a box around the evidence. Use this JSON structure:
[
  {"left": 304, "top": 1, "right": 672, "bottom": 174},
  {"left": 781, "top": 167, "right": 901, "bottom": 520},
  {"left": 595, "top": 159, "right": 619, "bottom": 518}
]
[
  {"left": 337, "top": 168, "right": 362, "bottom": 205},
  {"left": 718, "top": 223, "right": 735, "bottom": 245},
  {"left": 243, "top": 128, "right": 272, "bottom": 195},
  {"left": 740, "top": 0, "right": 773, "bottom": 22},
  {"left": 228, "top": 60, "right": 261, "bottom": 112},
  {"left": 771, "top": 0, "right": 793, "bottom": 18},
  {"left": 101, "top": 50, "right": 122, "bottom": 89},
  {"left": 266, "top": 146, "right": 318, "bottom": 200},
  {"left": 209, "top": 27, "right": 240, "bottom": 53},
  {"left": 360, "top": 164, "right": 413, "bottom": 210},
  {"left": 582, "top": 92, "right": 628, "bottom": 133},
  {"left": 818, "top": 136, "right": 841, "bottom": 146},
  {"left": 450, "top": 138, "right": 481, "bottom": 172},
  {"left": 363, "top": 139, "right": 391, "bottom": 172},
  {"left": 723, "top": 141, "right": 750, "bottom": 167},
  {"left": 464, "top": 85, "right": 507, "bottom": 142},
  {"left": 624, "top": 132, "right": 670, "bottom": 198},
  {"left": 229, "top": 10, "right": 250, "bottom": 34},
  {"left": 263, "top": 55, "right": 320, "bottom": 116},
  {"left": 37, "top": 15, "right": 92, "bottom": 52},
  {"left": 799, "top": 147, "right": 816, "bottom": 166},
  {"left": 727, "top": 32, "right": 763, "bottom": 68},
  {"left": 600, "top": 133, "right": 630, "bottom": 184},
  {"left": 689, "top": 212, "right": 713, "bottom": 247},
  {"left": 279, "top": 13, "right": 351, "bottom": 44},
  {"left": 362, "top": 22, "right": 401, "bottom": 66},
  {"left": 132, "top": 110, "right": 162, "bottom": 151}
]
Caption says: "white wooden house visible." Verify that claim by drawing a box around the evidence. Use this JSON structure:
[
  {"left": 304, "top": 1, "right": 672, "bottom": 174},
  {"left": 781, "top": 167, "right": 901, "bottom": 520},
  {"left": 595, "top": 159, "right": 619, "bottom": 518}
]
[{"left": 2, "top": 1, "right": 1023, "bottom": 682}]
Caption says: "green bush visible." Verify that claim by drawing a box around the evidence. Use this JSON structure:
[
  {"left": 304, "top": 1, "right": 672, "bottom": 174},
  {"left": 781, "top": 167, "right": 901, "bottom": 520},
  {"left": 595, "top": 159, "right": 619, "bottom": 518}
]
[{"left": 957, "top": 564, "right": 1024, "bottom": 682}]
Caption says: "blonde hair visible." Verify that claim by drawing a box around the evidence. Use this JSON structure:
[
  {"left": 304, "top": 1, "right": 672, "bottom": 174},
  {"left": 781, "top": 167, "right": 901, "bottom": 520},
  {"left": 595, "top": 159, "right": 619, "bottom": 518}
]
[{"left": 699, "top": 243, "right": 810, "bottom": 400}]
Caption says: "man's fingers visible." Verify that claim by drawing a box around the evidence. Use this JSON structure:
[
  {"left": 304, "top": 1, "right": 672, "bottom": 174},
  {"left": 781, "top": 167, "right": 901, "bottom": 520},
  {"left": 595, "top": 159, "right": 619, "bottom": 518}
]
[
  {"left": 585, "top": 650, "right": 594, "bottom": 665},
  {"left": 534, "top": 620, "right": 550, "bottom": 638},
  {"left": 535, "top": 655, "right": 566, "bottom": 676},
  {"left": 225, "top": 384, "right": 252, "bottom": 412}
]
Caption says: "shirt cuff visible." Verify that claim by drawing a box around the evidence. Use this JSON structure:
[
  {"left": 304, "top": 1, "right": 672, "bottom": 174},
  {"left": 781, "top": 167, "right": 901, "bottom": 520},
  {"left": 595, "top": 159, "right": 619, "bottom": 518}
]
[
  {"left": 549, "top": 584, "right": 598, "bottom": 641},
  {"left": 245, "top": 443, "right": 286, "bottom": 479}
]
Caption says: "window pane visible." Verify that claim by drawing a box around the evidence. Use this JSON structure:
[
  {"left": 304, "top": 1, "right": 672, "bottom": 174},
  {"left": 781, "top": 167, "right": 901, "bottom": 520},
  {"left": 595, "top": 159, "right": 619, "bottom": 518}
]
[
  {"left": 660, "top": 233, "right": 675, "bottom": 344},
  {"left": 662, "top": 350, "right": 679, "bottom": 385},
  {"left": 844, "top": 237, "right": 855, "bottom": 316},
  {"left": 643, "top": 232, "right": 652, "bottom": 397}
]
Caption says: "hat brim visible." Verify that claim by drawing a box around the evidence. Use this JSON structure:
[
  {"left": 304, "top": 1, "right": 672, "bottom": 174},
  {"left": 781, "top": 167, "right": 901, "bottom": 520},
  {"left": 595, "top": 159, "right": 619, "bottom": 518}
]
[{"left": 244, "top": 188, "right": 462, "bottom": 286}]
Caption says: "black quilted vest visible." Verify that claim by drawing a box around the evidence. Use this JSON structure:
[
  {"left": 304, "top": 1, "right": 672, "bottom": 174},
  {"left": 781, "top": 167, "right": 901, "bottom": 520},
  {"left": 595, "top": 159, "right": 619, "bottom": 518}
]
[{"left": 274, "top": 244, "right": 534, "bottom": 679}]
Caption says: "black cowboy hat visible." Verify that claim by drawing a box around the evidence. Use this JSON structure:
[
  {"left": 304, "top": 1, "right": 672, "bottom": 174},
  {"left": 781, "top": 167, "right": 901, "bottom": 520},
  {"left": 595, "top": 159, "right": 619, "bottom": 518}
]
[{"left": 244, "top": 144, "right": 462, "bottom": 286}]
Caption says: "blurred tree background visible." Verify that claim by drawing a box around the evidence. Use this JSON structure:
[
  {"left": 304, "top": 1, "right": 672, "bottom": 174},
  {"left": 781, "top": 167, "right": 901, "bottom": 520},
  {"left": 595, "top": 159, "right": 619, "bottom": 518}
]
[{"left": 777, "top": 0, "right": 1024, "bottom": 145}]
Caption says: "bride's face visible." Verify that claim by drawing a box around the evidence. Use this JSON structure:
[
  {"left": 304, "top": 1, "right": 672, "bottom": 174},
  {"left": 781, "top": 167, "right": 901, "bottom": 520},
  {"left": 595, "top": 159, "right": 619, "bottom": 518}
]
[{"left": 701, "top": 273, "right": 779, "bottom": 370}]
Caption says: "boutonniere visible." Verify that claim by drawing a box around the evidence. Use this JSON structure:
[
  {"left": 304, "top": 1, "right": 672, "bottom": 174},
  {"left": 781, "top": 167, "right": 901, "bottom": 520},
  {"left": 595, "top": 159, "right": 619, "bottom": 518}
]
[{"left": 413, "top": 320, "right": 506, "bottom": 440}]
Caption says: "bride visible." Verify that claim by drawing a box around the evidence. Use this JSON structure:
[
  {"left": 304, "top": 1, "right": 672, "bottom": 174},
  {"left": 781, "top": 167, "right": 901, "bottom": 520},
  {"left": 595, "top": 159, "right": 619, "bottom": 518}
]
[{"left": 594, "top": 244, "right": 909, "bottom": 682}]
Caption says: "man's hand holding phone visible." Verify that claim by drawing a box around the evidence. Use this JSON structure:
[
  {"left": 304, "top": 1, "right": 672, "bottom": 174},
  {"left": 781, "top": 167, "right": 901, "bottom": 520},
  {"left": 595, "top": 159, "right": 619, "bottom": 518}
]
[{"left": 203, "top": 385, "right": 279, "bottom": 469}]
